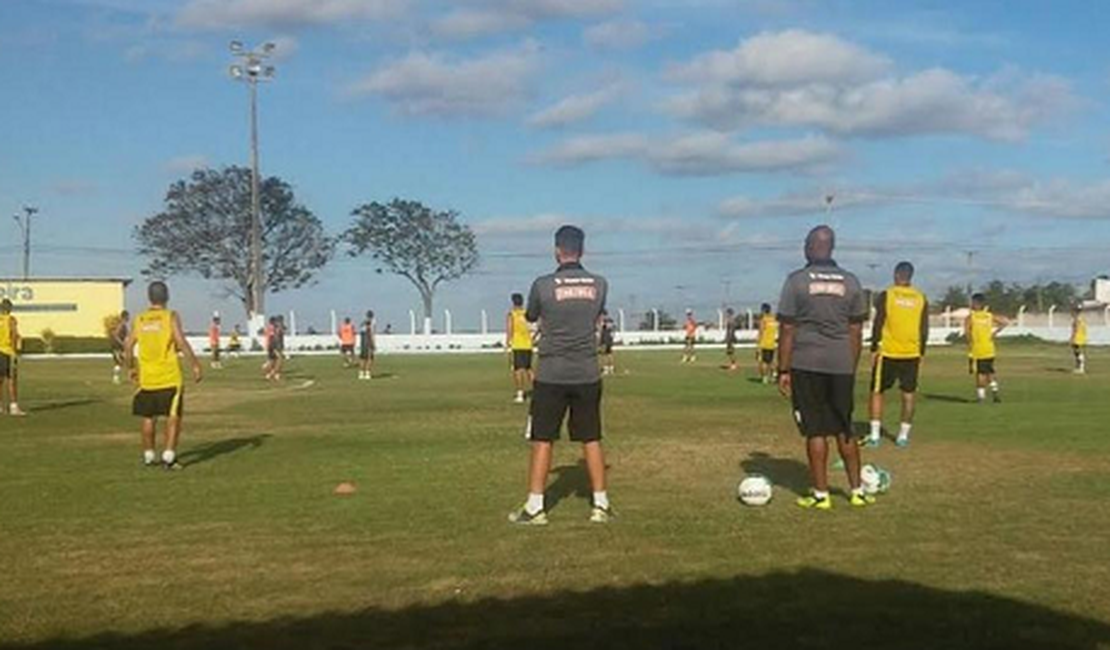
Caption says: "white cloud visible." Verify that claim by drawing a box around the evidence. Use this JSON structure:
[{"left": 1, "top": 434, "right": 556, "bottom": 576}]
[
  {"left": 165, "top": 155, "right": 210, "bottom": 174},
  {"left": 583, "top": 19, "right": 654, "bottom": 50},
  {"left": 433, "top": 0, "right": 622, "bottom": 39},
  {"left": 527, "top": 82, "right": 628, "bottom": 128},
  {"left": 536, "top": 132, "right": 841, "bottom": 176},
  {"left": 667, "top": 30, "right": 1076, "bottom": 141},
  {"left": 348, "top": 42, "right": 540, "bottom": 117},
  {"left": 176, "top": 0, "right": 409, "bottom": 30}
]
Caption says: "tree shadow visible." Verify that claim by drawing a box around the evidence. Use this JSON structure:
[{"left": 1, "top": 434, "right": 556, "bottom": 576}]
[
  {"left": 178, "top": 434, "right": 271, "bottom": 467},
  {"left": 923, "top": 393, "right": 975, "bottom": 404},
  {"left": 740, "top": 452, "right": 811, "bottom": 497},
  {"left": 26, "top": 398, "right": 101, "bottom": 413},
  {"left": 7, "top": 569, "right": 1109, "bottom": 650},
  {"left": 545, "top": 461, "right": 592, "bottom": 512}
]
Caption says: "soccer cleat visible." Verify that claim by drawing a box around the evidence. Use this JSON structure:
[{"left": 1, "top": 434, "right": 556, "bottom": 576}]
[
  {"left": 513, "top": 393, "right": 525, "bottom": 404},
  {"left": 796, "top": 495, "right": 832, "bottom": 510},
  {"left": 992, "top": 393, "right": 1002, "bottom": 404},
  {"left": 860, "top": 436, "right": 880, "bottom": 448},
  {"left": 850, "top": 492, "right": 876, "bottom": 507},
  {"left": 163, "top": 461, "right": 185, "bottom": 472},
  {"left": 508, "top": 506, "right": 548, "bottom": 526},
  {"left": 895, "top": 436, "right": 910, "bottom": 448},
  {"left": 8, "top": 406, "right": 26, "bottom": 416},
  {"left": 589, "top": 505, "right": 615, "bottom": 524}
]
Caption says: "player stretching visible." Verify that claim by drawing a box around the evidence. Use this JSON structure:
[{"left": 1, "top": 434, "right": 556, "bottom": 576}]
[
  {"left": 757, "top": 303, "right": 778, "bottom": 383},
  {"left": 599, "top": 310, "right": 616, "bottom": 375},
  {"left": 681, "top": 310, "right": 697, "bottom": 363},
  {"left": 123, "top": 281, "right": 201, "bottom": 470},
  {"left": 867, "top": 262, "right": 928, "bottom": 448},
  {"left": 510, "top": 225, "right": 612, "bottom": 525},
  {"left": 339, "top": 317, "right": 357, "bottom": 368},
  {"left": 777, "top": 226, "right": 872, "bottom": 510},
  {"left": 723, "top": 308, "right": 739, "bottom": 371},
  {"left": 110, "top": 310, "right": 130, "bottom": 385},
  {"left": 1071, "top": 305, "right": 1088, "bottom": 374},
  {"left": 359, "top": 311, "right": 375, "bottom": 380},
  {"left": 967, "top": 293, "right": 1007, "bottom": 403},
  {"left": 0, "top": 299, "right": 25, "bottom": 416},
  {"left": 506, "top": 293, "right": 534, "bottom": 402},
  {"left": 208, "top": 316, "right": 223, "bottom": 369}
]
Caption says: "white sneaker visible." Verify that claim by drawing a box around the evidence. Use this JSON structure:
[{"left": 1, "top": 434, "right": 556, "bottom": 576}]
[
  {"left": 514, "top": 392, "right": 525, "bottom": 404},
  {"left": 8, "top": 406, "right": 26, "bottom": 416}
]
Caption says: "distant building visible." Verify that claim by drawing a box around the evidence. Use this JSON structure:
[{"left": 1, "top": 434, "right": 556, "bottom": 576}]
[{"left": 0, "top": 277, "right": 131, "bottom": 338}]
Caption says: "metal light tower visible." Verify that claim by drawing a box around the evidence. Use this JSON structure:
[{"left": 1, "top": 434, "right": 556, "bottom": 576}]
[
  {"left": 229, "top": 40, "right": 276, "bottom": 327},
  {"left": 12, "top": 205, "right": 38, "bottom": 279}
]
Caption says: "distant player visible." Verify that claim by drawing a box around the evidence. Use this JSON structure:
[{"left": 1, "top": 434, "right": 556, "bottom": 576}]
[
  {"left": 598, "top": 310, "right": 616, "bottom": 376},
  {"left": 265, "top": 316, "right": 285, "bottom": 381},
  {"left": 681, "top": 310, "right": 697, "bottom": 363},
  {"left": 339, "top": 317, "right": 357, "bottom": 367},
  {"left": 777, "top": 226, "right": 872, "bottom": 510},
  {"left": 756, "top": 303, "right": 778, "bottom": 384},
  {"left": 123, "top": 281, "right": 201, "bottom": 470},
  {"left": 208, "top": 316, "right": 223, "bottom": 369},
  {"left": 110, "top": 310, "right": 130, "bottom": 385},
  {"left": 506, "top": 293, "right": 534, "bottom": 402},
  {"left": 723, "top": 308, "right": 739, "bottom": 371},
  {"left": 227, "top": 325, "right": 242, "bottom": 357},
  {"left": 867, "top": 261, "right": 928, "bottom": 448},
  {"left": 510, "top": 225, "right": 612, "bottom": 525},
  {"left": 1071, "top": 305, "right": 1088, "bottom": 374},
  {"left": 966, "top": 293, "right": 1008, "bottom": 403},
  {"left": 0, "top": 299, "right": 25, "bottom": 416},
  {"left": 359, "top": 310, "right": 375, "bottom": 380}
]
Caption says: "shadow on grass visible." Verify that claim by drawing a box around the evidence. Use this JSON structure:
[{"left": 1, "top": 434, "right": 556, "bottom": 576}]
[
  {"left": 741, "top": 452, "right": 811, "bottom": 496},
  {"left": 923, "top": 393, "right": 975, "bottom": 404},
  {"left": 6, "top": 569, "right": 1109, "bottom": 650},
  {"left": 178, "top": 434, "right": 271, "bottom": 467},
  {"left": 27, "top": 398, "right": 101, "bottom": 413},
  {"left": 545, "top": 461, "right": 592, "bottom": 513}
]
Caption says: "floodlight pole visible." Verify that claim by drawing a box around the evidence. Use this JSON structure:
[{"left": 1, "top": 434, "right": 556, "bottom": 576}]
[{"left": 12, "top": 206, "right": 37, "bottom": 279}]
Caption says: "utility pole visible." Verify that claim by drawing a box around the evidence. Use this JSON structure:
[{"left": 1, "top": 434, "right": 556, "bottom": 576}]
[
  {"left": 229, "top": 40, "right": 276, "bottom": 334},
  {"left": 11, "top": 205, "right": 38, "bottom": 279}
]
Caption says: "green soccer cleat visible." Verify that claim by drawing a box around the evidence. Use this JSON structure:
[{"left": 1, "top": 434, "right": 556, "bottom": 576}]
[
  {"left": 850, "top": 492, "right": 876, "bottom": 507},
  {"left": 508, "top": 507, "right": 548, "bottom": 526},
  {"left": 796, "top": 495, "right": 832, "bottom": 510},
  {"left": 589, "top": 505, "right": 615, "bottom": 524}
]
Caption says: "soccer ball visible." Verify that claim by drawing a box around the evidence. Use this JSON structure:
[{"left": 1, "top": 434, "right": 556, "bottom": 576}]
[
  {"left": 861, "top": 464, "right": 892, "bottom": 495},
  {"left": 737, "top": 475, "right": 773, "bottom": 506}
]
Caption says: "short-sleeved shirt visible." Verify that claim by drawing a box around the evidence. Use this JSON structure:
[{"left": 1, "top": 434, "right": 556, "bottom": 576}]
[
  {"left": 777, "top": 260, "right": 869, "bottom": 375},
  {"left": 526, "top": 262, "right": 608, "bottom": 385}
]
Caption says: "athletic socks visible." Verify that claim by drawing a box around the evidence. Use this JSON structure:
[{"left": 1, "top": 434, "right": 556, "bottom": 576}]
[
  {"left": 525, "top": 493, "right": 545, "bottom": 515},
  {"left": 898, "top": 422, "right": 912, "bottom": 440},
  {"left": 161, "top": 450, "right": 176, "bottom": 465},
  {"left": 850, "top": 487, "right": 865, "bottom": 498},
  {"left": 977, "top": 387, "right": 987, "bottom": 401},
  {"left": 869, "top": 420, "right": 881, "bottom": 441},
  {"left": 989, "top": 380, "right": 999, "bottom": 393},
  {"left": 813, "top": 490, "right": 830, "bottom": 501},
  {"left": 143, "top": 449, "right": 156, "bottom": 465},
  {"left": 593, "top": 491, "right": 610, "bottom": 510}
]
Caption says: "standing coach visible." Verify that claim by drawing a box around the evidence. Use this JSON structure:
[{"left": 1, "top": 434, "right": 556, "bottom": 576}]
[
  {"left": 509, "top": 225, "right": 613, "bottom": 525},
  {"left": 777, "top": 225, "right": 874, "bottom": 510}
]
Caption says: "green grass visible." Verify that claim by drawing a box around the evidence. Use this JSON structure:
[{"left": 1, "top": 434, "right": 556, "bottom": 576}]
[{"left": 2, "top": 345, "right": 1110, "bottom": 649}]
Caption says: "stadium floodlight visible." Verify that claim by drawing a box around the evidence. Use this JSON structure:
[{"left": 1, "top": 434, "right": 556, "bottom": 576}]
[{"left": 228, "top": 40, "right": 279, "bottom": 327}]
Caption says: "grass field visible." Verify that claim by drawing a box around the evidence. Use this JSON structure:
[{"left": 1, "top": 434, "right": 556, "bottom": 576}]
[{"left": 1, "top": 344, "right": 1109, "bottom": 650}]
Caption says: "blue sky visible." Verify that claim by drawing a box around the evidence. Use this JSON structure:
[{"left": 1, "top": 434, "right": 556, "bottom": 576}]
[{"left": 2, "top": 0, "right": 1110, "bottom": 331}]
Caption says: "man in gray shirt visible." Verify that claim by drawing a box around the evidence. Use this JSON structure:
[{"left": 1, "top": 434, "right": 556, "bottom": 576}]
[
  {"left": 777, "top": 225, "right": 873, "bottom": 510},
  {"left": 509, "top": 225, "right": 613, "bottom": 525}
]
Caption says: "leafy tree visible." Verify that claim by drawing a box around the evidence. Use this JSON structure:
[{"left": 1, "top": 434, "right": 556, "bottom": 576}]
[
  {"left": 938, "top": 285, "right": 969, "bottom": 311},
  {"left": 345, "top": 199, "right": 479, "bottom": 324},
  {"left": 637, "top": 308, "right": 677, "bottom": 331},
  {"left": 135, "top": 166, "right": 334, "bottom": 316}
]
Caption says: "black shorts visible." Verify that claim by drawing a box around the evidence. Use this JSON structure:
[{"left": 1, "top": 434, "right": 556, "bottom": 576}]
[
  {"left": 359, "top": 345, "right": 375, "bottom": 361},
  {"left": 0, "top": 353, "right": 11, "bottom": 379},
  {"left": 512, "top": 350, "right": 533, "bottom": 371},
  {"left": 760, "top": 349, "right": 775, "bottom": 364},
  {"left": 341, "top": 344, "right": 355, "bottom": 355},
  {"left": 971, "top": 358, "right": 995, "bottom": 375},
  {"left": 791, "top": 370, "right": 855, "bottom": 438},
  {"left": 527, "top": 381, "right": 602, "bottom": 443},
  {"left": 726, "top": 341, "right": 736, "bottom": 355},
  {"left": 871, "top": 357, "right": 920, "bottom": 393},
  {"left": 600, "top": 343, "right": 613, "bottom": 355},
  {"left": 133, "top": 387, "right": 183, "bottom": 419},
  {"left": 211, "top": 346, "right": 221, "bottom": 360}
]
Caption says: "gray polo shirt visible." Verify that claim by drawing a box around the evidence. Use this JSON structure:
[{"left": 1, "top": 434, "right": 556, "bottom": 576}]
[
  {"left": 526, "top": 262, "right": 608, "bottom": 385},
  {"left": 777, "top": 259, "right": 869, "bottom": 375}
]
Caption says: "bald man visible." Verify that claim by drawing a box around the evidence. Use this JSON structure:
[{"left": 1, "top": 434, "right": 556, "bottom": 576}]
[{"left": 777, "top": 226, "right": 874, "bottom": 510}]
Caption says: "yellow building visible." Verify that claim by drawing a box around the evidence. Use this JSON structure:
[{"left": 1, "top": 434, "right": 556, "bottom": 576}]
[{"left": 0, "top": 278, "right": 131, "bottom": 338}]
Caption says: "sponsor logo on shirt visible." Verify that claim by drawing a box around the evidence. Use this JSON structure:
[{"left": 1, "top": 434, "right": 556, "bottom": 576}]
[
  {"left": 555, "top": 286, "right": 598, "bottom": 301},
  {"left": 808, "top": 281, "right": 846, "bottom": 297}
]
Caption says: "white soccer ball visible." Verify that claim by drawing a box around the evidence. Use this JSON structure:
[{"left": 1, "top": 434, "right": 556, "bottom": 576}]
[
  {"left": 861, "top": 463, "right": 892, "bottom": 495},
  {"left": 738, "top": 475, "right": 773, "bottom": 506}
]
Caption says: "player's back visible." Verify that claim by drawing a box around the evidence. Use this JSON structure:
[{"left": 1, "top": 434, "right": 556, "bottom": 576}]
[
  {"left": 135, "top": 308, "right": 181, "bottom": 390},
  {"left": 510, "top": 307, "right": 532, "bottom": 350},
  {"left": 1074, "top": 317, "right": 1088, "bottom": 345},
  {"left": 879, "top": 285, "right": 926, "bottom": 359},
  {"left": 527, "top": 263, "right": 607, "bottom": 384},
  {"left": 758, "top": 314, "right": 778, "bottom": 349}
]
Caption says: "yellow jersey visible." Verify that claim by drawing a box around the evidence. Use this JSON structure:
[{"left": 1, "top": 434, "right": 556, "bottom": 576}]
[
  {"left": 876, "top": 286, "right": 927, "bottom": 359},
  {"left": 135, "top": 308, "right": 182, "bottom": 390},
  {"left": 1073, "top": 317, "right": 1088, "bottom": 346},
  {"left": 0, "top": 314, "right": 15, "bottom": 356},
  {"left": 509, "top": 308, "right": 533, "bottom": 351},
  {"left": 968, "top": 309, "right": 997, "bottom": 360},
  {"left": 758, "top": 314, "right": 778, "bottom": 350}
]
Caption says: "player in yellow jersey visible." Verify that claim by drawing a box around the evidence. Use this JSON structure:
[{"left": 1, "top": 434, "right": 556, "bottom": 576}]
[
  {"left": 123, "top": 282, "right": 202, "bottom": 470},
  {"left": 506, "top": 293, "right": 534, "bottom": 403},
  {"left": 966, "top": 293, "right": 1008, "bottom": 404},
  {"left": 756, "top": 303, "right": 778, "bottom": 384},
  {"left": 0, "top": 299, "right": 26, "bottom": 416},
  {"left": 867, "top": 262, "right": 928, "bottom": 447},
  {"left": 1070, "top": 305, "right": 1088, "bottom": 374}
]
